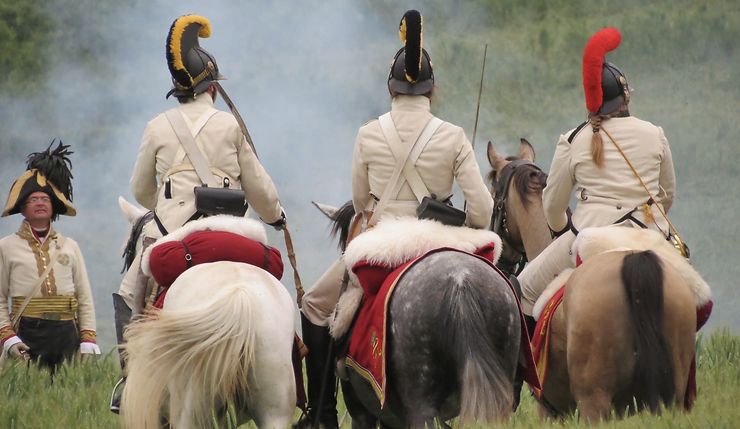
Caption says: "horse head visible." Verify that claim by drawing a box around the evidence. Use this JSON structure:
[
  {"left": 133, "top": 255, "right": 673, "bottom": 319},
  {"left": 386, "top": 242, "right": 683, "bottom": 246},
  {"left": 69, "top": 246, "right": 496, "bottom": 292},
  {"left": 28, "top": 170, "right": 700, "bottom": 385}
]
[
  {"left": 117, "top": 197, "right": 154, "bottom": 272},
  {"left": 312, "top": 200, "right": 355, "bottom": 252},
  {"left": 118, "top": 196, "right": 148, "bottom": 224},
  {"left": 486, "top": 139, "right": 552, "bottom": 275}
]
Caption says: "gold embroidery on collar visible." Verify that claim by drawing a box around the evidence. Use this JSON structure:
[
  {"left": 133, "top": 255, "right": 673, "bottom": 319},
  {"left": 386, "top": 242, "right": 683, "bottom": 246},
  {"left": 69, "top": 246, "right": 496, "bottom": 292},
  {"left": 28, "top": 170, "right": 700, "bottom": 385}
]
[{"left": 16, "top": 221, "right": 58, "bottom": 296}]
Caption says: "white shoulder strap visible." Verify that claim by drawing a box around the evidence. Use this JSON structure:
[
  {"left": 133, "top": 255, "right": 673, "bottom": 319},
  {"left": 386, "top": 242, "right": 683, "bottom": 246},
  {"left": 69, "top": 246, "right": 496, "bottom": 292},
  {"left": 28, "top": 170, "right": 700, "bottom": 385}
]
[
  {"left": 373, "top": 113, "right": 443, "bottom": 221},
  {"left": 172, "top": 108, "right": 219, "bottom": 164},
  {"left": 165, "top": 110, "right": 220, "bottom": 188}
]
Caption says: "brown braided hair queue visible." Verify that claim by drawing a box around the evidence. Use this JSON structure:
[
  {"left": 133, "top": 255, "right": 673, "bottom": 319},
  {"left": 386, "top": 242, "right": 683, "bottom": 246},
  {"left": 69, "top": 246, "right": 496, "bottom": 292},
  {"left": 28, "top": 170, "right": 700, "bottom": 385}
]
[{"left": 589, "top": 106, "right": 630, "bottom": 168}]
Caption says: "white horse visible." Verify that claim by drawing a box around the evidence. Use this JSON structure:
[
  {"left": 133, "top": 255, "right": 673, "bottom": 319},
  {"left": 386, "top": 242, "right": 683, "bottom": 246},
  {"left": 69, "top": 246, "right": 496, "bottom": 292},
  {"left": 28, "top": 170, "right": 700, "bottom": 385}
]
[{"left": 118, "top": 197, "right": 296, "bottom": 429}]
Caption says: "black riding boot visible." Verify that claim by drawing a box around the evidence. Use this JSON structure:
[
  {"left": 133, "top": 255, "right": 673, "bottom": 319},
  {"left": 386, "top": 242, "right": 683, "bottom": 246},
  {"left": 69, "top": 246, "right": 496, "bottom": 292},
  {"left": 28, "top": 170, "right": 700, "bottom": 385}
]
[
  {"left": 295, "top": 313, "right": 338, "bottom": 429},
  {"left": 509, "top": 275, "right": 534, "bottom": 411},
  {"left": 110, "top": 293, "right": 132, "bottom": 414}
]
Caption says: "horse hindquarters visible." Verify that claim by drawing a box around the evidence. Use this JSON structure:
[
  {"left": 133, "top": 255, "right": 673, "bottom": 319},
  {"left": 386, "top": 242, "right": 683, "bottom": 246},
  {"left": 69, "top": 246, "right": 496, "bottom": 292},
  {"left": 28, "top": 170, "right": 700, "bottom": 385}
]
[
  {"left": 446, "top": 266, "right": 519, "bottom": 424},
  {"left": 122, "top": 264, "right": 295, "bottom": 429},
  {"left": 389, "top": 253, "right": 519, "bottom": 427},
  {"left": 566, "top": 250, "right": 693, "bottom": 421}
]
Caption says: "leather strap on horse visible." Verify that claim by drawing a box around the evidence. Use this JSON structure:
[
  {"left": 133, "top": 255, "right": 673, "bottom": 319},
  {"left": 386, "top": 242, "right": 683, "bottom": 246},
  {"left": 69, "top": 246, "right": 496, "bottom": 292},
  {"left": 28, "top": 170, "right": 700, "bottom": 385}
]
[
  {"left": 282, "top": 223, "right": 305, "bottom": 307},
  {"left": 600, "top": 126, "right": 689, "bottom": 257},
  {"left": 491, "top": 160, "right": 541, "bottom": 275}
]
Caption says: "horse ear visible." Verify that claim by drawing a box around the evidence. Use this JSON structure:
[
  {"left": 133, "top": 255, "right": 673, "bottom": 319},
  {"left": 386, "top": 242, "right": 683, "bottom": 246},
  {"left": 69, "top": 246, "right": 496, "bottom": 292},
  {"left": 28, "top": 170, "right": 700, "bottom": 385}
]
[
  {"left": 311, "top": 201, "right": 339, "bottom": 219},
  {"left": 519, "top": 138, "right": 536, "bottom": 162},
  {"left": 487, "top": 141, "right": 508, "bottom": 172},
  {"left": 118, "top": 196, "right": 148, "bottom": 224}
]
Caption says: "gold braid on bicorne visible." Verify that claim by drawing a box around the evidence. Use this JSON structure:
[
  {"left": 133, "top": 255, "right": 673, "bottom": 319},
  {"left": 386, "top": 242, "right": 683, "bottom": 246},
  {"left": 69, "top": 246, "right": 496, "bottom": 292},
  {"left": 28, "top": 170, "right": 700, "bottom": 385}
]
[{"left": 589, "top": 114, "right": 605, "bottom": 167}]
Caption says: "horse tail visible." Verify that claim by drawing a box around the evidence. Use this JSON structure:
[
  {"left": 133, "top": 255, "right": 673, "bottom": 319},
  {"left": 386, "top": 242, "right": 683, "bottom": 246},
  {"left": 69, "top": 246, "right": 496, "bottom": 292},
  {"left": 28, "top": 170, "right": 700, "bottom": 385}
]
[
  {"left": 621, "top": 250, "right": 675, "bottom": 411},
  {"left": 442, "top": 274, "right": 513, "bottom": 423},
  {"left": 122, "top": 285, "right": 257, "bottom": 429}
]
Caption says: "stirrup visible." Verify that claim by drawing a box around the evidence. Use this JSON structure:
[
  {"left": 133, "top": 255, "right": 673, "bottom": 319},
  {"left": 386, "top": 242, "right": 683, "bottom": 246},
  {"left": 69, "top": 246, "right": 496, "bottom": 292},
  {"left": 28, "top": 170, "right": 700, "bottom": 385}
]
[
  {"left": 292, "top": 411, "right": 338, "bottom": 429},
  {"left": 109, "top": 377, "right": 125, "bottom": 414}
]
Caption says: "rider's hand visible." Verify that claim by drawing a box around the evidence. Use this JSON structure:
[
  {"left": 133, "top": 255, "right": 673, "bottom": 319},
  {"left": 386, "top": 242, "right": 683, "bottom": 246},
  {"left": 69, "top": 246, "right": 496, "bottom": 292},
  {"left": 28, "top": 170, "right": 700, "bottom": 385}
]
[
  {"left": 9, "top": 342, "right": 30, "bottom": 361},
  {"left": 267, "top": 210, "right": 287, "bottom": 231}
]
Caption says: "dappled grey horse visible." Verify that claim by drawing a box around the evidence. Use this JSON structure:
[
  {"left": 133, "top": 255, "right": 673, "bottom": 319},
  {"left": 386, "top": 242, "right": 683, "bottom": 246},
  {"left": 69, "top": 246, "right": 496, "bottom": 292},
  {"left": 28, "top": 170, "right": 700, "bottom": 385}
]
[{"left": 321, "top": 202, "right": 521, "bottom": 428}]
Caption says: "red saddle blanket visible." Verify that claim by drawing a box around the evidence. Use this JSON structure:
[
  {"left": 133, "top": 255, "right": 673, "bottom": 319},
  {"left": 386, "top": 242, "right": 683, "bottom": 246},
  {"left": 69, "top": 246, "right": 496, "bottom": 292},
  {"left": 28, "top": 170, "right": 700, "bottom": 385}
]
[
  {"left": 346, "top": 244, "right": 540, "bottom": 406},
  {"left": 530, "top": 286, "right": 565, "bottom": 400},
  {"left": 530, "top": 285, "right": 713, "bottom": 410},
  {"left": 150, "top": 230, "right": 283, "bottom": 308}
]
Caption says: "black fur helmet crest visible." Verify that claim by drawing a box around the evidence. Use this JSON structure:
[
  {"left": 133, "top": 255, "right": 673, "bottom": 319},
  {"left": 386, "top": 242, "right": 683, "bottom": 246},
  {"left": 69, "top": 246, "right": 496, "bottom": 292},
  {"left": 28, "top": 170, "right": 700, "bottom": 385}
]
[
  {"left": 165, "top": 14, "right": 225, "bottom": 99},
  {"left": 388, "top": 10, "right": 434, "bottom": 96},
  {"left": 2, "top": 140, "right": 76, "bottom": 219}
]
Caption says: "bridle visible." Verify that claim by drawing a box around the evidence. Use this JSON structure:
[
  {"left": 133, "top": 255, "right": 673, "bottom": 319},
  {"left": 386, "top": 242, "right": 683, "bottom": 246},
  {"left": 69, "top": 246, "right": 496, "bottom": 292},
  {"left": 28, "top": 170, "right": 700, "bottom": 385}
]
[{"left": 490, "top": 159, "right": 544, "bottom": 277}]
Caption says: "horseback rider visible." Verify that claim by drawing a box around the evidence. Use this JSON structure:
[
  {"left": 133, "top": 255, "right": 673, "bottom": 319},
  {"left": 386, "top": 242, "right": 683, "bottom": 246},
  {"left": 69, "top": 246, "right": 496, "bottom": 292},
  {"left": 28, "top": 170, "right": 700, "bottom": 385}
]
[
  {"left": 0, "top": 142, "right": 101, "bottom": 372},
  {"left": 517, "top": 28, "right": 677, "bottom": 330},
  {"left": 297, "top": 10, "right": 493, "bottom": 428},
  {"left": 111, "top": 14, "right": 286, "bottom": 412}
]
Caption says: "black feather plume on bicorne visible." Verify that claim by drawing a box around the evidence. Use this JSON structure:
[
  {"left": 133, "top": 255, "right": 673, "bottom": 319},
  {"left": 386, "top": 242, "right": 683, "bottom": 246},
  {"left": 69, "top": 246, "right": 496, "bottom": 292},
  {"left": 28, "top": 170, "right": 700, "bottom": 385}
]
[
  {"left": 26, "top": 140, "right": 74, "bottom": 201},
  {"left": 399, "top": 10, "right": 423, "bottom": 82}
]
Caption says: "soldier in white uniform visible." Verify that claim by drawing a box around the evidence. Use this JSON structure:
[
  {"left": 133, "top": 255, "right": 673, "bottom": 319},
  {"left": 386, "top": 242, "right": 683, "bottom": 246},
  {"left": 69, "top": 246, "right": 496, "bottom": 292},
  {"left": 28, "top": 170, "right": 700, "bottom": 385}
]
[
  {"left": 517, "top": 27, "right": 677, "bottom": 329},
  {"left": 111, "top": 15, "right": 285, "bottom": 412},
  {"left": 296, "top": 10, "right": 493, "bottom": 428},
  {"left": 0, "top": 142, "right": 100, "bottom": 372}
]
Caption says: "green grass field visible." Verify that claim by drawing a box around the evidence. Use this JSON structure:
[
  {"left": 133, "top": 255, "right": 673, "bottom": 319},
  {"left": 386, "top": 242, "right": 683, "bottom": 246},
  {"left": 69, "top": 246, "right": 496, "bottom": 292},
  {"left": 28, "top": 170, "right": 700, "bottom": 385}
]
[{"left": 1, "top": 328, "right": 738, "bottom": 428}]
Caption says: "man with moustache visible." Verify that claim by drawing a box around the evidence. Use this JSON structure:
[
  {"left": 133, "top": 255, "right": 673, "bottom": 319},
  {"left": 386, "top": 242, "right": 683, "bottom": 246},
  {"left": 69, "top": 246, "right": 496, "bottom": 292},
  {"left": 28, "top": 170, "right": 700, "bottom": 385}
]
[{"left": 0, "top": 142, "right": 100, "bottom": 372}]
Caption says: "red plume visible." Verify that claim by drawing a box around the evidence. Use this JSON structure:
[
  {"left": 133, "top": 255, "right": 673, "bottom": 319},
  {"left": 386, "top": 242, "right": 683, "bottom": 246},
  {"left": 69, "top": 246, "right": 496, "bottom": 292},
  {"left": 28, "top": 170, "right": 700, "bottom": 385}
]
[{"left": 582, "top": 28, "right": 621, "bottom": 113}]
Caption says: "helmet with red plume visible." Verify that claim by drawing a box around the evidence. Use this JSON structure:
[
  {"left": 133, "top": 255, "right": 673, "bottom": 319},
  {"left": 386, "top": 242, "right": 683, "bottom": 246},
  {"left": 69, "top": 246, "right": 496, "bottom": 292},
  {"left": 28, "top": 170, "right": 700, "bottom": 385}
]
[{"left": 582, "top": 28, "right": 630, "bottom": 116}]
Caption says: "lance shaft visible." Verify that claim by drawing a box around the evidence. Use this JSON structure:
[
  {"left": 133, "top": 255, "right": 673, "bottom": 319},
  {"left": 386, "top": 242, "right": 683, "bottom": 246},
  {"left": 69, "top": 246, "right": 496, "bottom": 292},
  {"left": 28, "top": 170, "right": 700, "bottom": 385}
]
[{"left": 471, "top": 44, "right": 488, "bottom": 150}]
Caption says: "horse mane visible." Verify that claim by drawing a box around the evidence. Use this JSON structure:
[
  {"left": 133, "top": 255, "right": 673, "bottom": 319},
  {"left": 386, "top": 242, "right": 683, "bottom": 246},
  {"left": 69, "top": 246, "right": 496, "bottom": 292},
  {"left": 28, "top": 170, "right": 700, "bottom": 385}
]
[
  {"left": 489, "top": 156, "right": 547, "bottom": 209},
  {"left": 122, "top": 210, "right": 154, "bottom": 273},
  {"left": 330, "top": 200, "right": 356, "bottom": 251}
]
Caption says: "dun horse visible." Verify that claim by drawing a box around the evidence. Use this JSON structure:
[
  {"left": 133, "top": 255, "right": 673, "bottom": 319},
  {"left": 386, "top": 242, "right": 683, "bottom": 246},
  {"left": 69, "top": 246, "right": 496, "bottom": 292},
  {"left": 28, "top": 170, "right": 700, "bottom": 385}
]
[
  {"left": 315, "top": 202, "right": 523, "bottom": 428},
  {"left": 487, "top": 140, "right": 700, "bottom": 421},
  {"left": 118, "top": 198, "right": 296, "bottom": 429}
]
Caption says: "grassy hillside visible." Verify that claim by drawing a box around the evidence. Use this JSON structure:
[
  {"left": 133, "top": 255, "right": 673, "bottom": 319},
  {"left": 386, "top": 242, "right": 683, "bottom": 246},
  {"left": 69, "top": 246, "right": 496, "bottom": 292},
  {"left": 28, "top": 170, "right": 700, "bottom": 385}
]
[{"left": 0, "top": 329, "right": 738, "bottom": 428}]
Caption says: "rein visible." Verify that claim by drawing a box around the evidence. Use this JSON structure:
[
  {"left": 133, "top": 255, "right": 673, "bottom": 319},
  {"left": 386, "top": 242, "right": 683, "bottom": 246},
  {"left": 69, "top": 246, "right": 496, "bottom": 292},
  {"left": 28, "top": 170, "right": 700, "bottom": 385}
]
[{"left": 490, "top": 160, "right": 543, "bottom": 276}]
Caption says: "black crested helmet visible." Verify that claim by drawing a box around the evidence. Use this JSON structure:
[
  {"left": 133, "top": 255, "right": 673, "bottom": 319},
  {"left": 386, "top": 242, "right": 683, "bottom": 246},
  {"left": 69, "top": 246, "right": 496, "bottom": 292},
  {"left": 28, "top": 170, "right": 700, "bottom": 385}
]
[
  {"left": 388, "top": 10, "right": 434, "bottom": 96},
  {"left": 165, "top": 15, "right": 225, "bottom": 99},
  {"left": 2, "top": 140, "right": 76, "bottom": 219}
]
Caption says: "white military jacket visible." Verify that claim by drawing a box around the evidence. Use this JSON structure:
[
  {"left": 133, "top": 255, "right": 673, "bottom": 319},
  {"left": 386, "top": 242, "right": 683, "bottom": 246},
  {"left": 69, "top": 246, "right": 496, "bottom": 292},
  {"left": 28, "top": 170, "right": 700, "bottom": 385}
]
[
  {"left": 130, "top": 92, "right": 283, "bottom": 233},
  {"left": 544, "top": 116, "right": 676, "bottom": 233},
  {"left": 0, "top": 222, "right": 97, "bottom": 343},
  {"left": 351, "top": 95, "right": 493, "bottom": 229}
]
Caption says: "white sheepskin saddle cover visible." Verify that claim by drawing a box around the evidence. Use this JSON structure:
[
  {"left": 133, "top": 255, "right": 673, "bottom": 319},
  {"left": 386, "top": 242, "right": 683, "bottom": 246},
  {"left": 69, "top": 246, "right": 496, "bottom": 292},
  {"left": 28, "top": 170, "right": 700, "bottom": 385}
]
[
  {"left": 532, "top": 225, "right": 711, "bottom": 320},
  {"left": 329, "top": 217, "right": 502, "bottom": 338},
  {"left": 141, "top": 215, "right": 267, "bottom": 276},
  {"left": 343, "top": 217, "right": 502, "bottom": 269}
]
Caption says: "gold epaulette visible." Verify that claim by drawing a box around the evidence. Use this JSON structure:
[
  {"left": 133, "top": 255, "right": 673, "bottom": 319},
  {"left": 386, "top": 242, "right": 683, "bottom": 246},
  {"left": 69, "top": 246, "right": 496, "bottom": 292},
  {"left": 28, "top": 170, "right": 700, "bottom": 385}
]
[{"left": 11, "top": 295, "right": 78, "bottom": 321}]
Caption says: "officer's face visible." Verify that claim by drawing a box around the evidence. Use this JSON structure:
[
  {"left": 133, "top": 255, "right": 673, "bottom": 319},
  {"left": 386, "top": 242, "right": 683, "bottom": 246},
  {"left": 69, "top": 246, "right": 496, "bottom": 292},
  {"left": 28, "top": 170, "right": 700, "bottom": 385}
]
[{"left": 21, "top": 191, "right": 53, "bottom": 225}]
